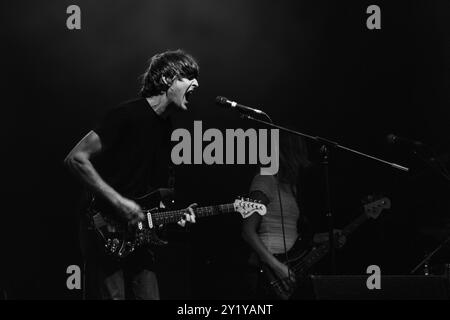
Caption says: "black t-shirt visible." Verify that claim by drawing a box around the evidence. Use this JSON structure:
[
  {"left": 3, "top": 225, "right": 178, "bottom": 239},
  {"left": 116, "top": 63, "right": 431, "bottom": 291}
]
[{"left": 92, "top": 98, "right": 172, "bottom": 198}]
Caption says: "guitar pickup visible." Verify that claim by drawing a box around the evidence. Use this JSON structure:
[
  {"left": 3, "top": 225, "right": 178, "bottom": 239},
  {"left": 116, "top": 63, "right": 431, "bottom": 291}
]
[{"left": 147, "top": 212, "right": 154, "bottom": 229}]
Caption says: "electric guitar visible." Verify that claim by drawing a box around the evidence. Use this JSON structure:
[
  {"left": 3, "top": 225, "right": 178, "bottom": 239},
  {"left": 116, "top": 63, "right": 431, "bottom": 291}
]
[
  {"left": 87, "top": 189, "right": 267, "bottom": 259},
  {"left": 260, "top": 196, "right": 391, "bottom": 300}
]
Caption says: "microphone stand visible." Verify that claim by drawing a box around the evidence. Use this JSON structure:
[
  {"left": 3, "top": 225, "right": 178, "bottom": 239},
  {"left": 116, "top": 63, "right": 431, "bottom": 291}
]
[
  {"left": 240, "top": 113, "right": 409, "bottom": 274},
  {"left": 410, "top": 148, "right": 450, "bottom": 183},
  {"left": 406, "top": 147, "right": 450, "bottom": 276},
  {"left": 410, "top": 234, "right": 450, "bottom": 275}
]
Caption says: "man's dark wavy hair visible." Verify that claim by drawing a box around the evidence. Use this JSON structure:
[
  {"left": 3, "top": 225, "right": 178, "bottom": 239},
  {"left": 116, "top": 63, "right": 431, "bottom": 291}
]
[{"left": 140, "top": 49, "right": 199, "bottom": 97}]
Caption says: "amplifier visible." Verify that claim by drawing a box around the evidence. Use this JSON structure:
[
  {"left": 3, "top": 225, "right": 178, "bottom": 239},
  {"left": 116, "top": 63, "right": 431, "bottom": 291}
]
[{"left": 310, "top": 275, "right": 450, "bottom": 300}]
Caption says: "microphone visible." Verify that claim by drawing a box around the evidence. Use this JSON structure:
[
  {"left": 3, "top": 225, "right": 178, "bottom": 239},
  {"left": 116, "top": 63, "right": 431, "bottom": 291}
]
[
  {"left": 215, "top": 96, "right": 265, "bottom": 115},
  {"left": 386, "top": 134, "right": 424, "bottom": 148}
]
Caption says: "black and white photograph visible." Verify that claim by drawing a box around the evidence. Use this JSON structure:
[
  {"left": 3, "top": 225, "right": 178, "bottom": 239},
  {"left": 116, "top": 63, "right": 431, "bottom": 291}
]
[{"left": 2, "top": 0, "right": 450, "bottom": 307}]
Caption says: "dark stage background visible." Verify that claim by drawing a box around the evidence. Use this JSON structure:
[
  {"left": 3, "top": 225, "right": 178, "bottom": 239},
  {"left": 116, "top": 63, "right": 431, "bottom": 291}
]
[{"left": 3, "top": 0, "right": 450, "bottom": 299}]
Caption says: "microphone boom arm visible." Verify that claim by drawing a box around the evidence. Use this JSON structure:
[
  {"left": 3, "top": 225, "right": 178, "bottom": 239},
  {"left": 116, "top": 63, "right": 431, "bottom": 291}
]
[{"left": 240, "top": 114, "right": 409, "bottom": 172}]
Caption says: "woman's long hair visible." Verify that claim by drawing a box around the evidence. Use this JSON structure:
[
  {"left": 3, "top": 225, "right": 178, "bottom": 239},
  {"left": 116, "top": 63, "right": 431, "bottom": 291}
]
[{"left": 277, "top": 131, "right": 311, "bottom": 189}]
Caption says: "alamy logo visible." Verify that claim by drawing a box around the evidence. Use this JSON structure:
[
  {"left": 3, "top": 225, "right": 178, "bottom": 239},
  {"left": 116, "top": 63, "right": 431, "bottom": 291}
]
[
  {"left": 171, "top": 121, "right": 279, "bottom": 175},
  {"left": 366, "top": 265, "right": 381, "bottom": 290},
  {"left": 66, "top": 265, "right": 81, "bottom": 290},
  {"left": 66, "top": 5, "right": 81, "bottom": 30},
  {"left": 366, "top": 5, "right": 381, "bottom": 30}
]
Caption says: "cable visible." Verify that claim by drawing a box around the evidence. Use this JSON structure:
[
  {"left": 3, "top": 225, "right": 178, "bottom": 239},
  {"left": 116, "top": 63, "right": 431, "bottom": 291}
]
[
  {"left": 254, "top": 113, "right": 291, "bottom": 281},
  {"left": 276, "top": 178, "right": 291, "bottom": 282},
  {"left": 260, "top": 111, "right": 273, "bottom": 123}
]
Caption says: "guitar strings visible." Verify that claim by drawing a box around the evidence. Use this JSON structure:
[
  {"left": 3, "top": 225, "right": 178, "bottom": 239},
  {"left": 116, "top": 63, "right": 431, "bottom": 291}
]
[
  {"left": 270, "top": 246, "right": 328, "bottom": 288},
  {"left": 143, "top": 204, "right": 237, "bottom": 223}
]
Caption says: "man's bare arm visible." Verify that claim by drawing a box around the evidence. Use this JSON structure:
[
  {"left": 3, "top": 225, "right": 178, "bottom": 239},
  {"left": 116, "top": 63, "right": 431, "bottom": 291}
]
[{"left": 64, "top": 130, "right": 143, "bottom": 223}]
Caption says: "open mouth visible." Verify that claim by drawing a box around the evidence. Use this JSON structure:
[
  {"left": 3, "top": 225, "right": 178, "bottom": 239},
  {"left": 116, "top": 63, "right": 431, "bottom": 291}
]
[{"left": 185, "top": 89, "right": 195, "bottom": 102}]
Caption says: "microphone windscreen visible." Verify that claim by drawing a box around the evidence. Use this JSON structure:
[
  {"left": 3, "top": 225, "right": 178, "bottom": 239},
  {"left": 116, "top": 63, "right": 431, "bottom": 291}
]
[{"left": 215, "top": 96, "right": 228, "bottom": 105}]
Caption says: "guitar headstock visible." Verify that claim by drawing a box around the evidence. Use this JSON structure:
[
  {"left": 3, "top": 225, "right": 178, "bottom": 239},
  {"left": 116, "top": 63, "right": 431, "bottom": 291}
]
[
  {"left": 234, "top": 197, "right": 267, "bottom": 219},
  {"left": 363, "top": 196, "right": 391, "bottom": 219}
]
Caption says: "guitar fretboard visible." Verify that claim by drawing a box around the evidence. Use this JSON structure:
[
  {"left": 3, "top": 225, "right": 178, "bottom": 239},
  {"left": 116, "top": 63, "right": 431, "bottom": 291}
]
[
  {"left": 342, "top": 213, "right": 368, "bottom": 236},
  {"left": 147, "top": 204, "right": 236, "bottom": 226}
]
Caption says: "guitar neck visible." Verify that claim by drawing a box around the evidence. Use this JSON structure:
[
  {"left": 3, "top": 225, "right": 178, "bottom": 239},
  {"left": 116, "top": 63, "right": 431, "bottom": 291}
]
[
  {"left": 295, "top": 212, "right": 369, "bottom": 275},
  {"left": 341, "top": 213, "right": 369, "bottom": 237},
  {"left": 149, "top": 203, "right": 235, "bottom": 226}
]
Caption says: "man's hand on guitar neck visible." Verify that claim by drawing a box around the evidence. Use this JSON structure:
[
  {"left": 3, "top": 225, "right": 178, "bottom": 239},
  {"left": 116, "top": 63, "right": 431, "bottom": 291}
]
[{"left": 177, "top": 203, "right": 197, "bottom": 227}]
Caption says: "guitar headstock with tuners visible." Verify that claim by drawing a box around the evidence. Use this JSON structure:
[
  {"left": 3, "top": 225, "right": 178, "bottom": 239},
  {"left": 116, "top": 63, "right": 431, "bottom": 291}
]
[
  {"left": 234, "top": 197, "right": 267, "bottom": 218},
  {"left": 363, "top": 196, "right": 391, "bottom": 219}
]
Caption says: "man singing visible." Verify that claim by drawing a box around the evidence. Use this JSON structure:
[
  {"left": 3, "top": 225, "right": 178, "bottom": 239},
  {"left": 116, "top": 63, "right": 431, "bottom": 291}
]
[{"left": 65, "top": 49, "right": 199, "bottom": 300}]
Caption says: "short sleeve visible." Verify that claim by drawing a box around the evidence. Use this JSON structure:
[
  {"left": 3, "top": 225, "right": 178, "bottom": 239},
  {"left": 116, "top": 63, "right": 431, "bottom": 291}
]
[
  {"left": 249, "top": 174, "right": 277, "bottom": 202},
  {"left": 93, "top": 106, "right": 130, "bottom": 149}
]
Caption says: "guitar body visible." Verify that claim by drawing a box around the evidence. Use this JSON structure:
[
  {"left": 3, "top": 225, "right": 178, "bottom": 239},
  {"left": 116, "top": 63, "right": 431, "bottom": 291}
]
[
  {"left": 260, "top": 236, "right": 313, "bottom": 300},
  {"left": 86, "top": 190, "right": 268, "bottom": 260},
  {"left": 86, "top": 188, "right": 173, "bottom": 260},
  {"left": 259, "top": 196, "right": 391, "bottom": 300}
]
